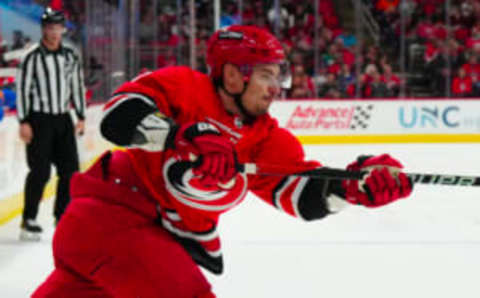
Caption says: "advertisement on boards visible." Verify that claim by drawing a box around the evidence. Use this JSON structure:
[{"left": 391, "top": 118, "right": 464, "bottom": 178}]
[{"left": 270, "top": 100, "right": 480, "bottom": 137}]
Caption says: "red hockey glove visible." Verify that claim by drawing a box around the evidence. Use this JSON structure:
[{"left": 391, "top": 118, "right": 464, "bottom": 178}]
[
  {"left": 173, "top": 122, "right": 238, "bottom": 187},
  {"left": 342, "top": 154, "right": 413, "bottom": 208}
]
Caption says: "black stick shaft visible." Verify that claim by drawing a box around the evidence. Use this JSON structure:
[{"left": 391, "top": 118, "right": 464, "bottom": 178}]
[
  {"left": 407, "top": 173, "right": 480, "bottom": 186},
  {"left": 239, "top": 164, "right": 480, "bottom": 187}
]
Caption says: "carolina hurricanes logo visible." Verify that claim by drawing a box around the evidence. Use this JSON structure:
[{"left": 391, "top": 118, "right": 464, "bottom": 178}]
[{"left": 163, "top": 157, "right": 248, "bottom": 212}]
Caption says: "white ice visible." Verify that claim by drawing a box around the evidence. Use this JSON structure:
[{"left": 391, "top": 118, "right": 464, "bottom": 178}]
[{"left": 1, "top": 144, "right": 480, "bottom": 298}]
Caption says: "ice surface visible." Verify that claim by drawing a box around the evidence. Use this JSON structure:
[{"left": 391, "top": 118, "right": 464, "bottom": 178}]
[{"left": 1, "top": 144, "right": 480, "bottom": 298}]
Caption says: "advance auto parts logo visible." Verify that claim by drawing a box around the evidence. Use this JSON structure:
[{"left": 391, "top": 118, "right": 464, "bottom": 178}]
[{"left": 285, "top": 104, "right": 374, "bottom": 130}]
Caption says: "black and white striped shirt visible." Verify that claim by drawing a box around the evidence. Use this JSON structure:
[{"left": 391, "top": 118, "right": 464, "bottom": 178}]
[{"left": 16, "top": 42, "right": 86, "bottom": 122}]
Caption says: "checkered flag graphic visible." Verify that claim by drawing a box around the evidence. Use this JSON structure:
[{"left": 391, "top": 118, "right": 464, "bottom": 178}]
[{"left": 350, "top": 104, "right": 374, "bottom": 130}]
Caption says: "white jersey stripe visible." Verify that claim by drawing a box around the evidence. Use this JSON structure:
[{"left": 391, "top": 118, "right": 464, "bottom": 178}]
[
  {"left": 290, "top": 177, "right": 309, "bottom": 218},
  {"left": 35, "top": 54, "right": 50, "bottom": 113},
  {"left": 274, "top": 176, "right": 298, "bottom": 209},
  {"left": 46, "top": 55, "right": 59, "bottom": 114}
]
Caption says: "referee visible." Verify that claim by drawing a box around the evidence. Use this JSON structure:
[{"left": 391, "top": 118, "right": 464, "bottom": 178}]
[{"left": 16, "top": 7, "right": 86, "bottom": 241}]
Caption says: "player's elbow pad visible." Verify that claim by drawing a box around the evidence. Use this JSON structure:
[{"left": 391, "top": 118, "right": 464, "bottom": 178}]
[
  {"left": 101, "top": 97, "right": 176, "bottom": 151},
  {"left": 297, "top": 178, "right": 348, "bottom": 221},
  {"left": 101, "top": 97, "right": 157, "bottom": 146}
]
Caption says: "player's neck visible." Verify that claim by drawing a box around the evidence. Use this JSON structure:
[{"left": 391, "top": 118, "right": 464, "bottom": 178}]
[{"left": 218, "top": 88, "right": 245, "bottom": 119}]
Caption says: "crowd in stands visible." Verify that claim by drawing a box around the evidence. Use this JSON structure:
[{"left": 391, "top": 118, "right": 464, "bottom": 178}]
[
  {"left": 366, "top": 0, "right": 480, "bottom": 97},
  {"left": 0, "top": 32, "right": 22, "bottom": 122},
  {"left": 3, "top": 0, "right": 480, "bottom": 109},
  {"left": 135, "top": 0, "right": 405, "bottom": 99}
]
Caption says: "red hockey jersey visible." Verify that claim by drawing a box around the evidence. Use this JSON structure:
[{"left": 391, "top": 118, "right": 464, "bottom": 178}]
[{"left": 103, "top": 66, "right": 319, "bottom": 272}]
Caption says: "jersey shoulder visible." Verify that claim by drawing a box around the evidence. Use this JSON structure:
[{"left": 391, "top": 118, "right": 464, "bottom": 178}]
[
  {"left": 149, "top": 66, "right": 205, "bottom": 85},
  {"left": 254, "top": 118, "right": 305, "bottom": 163},
  {"left": 113, "top": 66, "right": 216, "bottom": 120}
]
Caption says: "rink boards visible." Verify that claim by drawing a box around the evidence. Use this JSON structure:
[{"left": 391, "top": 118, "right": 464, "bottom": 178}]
[
  {"left": 270, "top": 99, "right": 480, "bottom": 143},
  {"left": 1, "top": 99, "right": 480, "bottom": 224}
]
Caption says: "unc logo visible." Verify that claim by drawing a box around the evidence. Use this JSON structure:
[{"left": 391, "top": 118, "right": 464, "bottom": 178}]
[
  {"left": 163, "top": 157, "right": 248, "bottom": 212},
  {"left": 399, "top": 106, "right": 460, "bottom": 128}
]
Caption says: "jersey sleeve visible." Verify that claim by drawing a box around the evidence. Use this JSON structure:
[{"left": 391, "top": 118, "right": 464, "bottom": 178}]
[
  {"left": 248, "top": 127, "right": 322, "bottom": 219},
  {"left": 248, "top": 127, "right": 350, "bottom": 220},
  {"left": 107, "top": 66, "right": 197, "bottom": 118}
]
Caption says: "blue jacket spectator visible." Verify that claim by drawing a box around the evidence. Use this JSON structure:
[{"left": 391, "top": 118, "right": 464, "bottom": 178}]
[
  {"left": 0, "top": 88, "right": 16, "bottom": 122},
  {"left": 0, "top": 91, "right": 4, "bottom": 122},
  {"left": 3, "top": 88, "right": 16, "bottom": 110}
]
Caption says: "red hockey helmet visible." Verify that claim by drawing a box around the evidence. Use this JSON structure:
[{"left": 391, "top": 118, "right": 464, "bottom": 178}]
[{"left": 206, "top": 25, "right": 290, "bottom": 88}]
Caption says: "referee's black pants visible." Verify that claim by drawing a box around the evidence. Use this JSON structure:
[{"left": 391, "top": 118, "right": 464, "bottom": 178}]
[{"left": 23, "top": 112, "right": 79, "bottom": 222}]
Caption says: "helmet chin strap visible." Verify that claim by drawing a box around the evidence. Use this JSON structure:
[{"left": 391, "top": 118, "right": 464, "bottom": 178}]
[{"left": 216, "top": 78, "right": 256, "bottom": 124}]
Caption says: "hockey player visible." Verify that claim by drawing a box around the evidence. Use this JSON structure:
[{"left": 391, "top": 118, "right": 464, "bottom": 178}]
[{"left": 33, "top": 26, "right": 412, "bottom": 298}]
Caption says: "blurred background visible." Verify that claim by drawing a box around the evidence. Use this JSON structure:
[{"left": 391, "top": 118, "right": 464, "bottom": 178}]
[{"left": 2, "top": 0, "right": 480, "bottom": 112}]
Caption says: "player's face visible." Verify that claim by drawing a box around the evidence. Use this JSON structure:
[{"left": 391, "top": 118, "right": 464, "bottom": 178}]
[
  {"left": 42, "top": 24, "right": 64, "bottom": 46},
  {"left": 242, "top": 64, "right": 281, "bottom": 116}
]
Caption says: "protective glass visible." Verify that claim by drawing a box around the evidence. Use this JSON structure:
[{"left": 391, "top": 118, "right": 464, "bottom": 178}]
[{"left": 252, "top": 62, "right": 292, "bottom": 89}]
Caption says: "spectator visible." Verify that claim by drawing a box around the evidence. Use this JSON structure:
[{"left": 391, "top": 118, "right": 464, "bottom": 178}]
[
  {"left": 267, "top": 2, "right": 292, "bottom": 31},
  {"left": 370, "top": 71, "right": 390, "bottom": 98},
  {"left": 381, "top": 64, "right": 401, "bottom": 97},
  {"left": 0, "top": 40, "right": 8, "bottom": 67},
  {"left": 220, "top": 3, "right": 240, "bottom": 28},
  {"left": 0, "top": 90, "right": 4, "bottom": 122},
  {"left": 12, "top": 30, "right": 27, "bottom": 50},
  {"left": 337, "top": 28, "right": 357, "bottom": 48},
  {"left": 313, "top": 66, "right": 329, "bottom": 94},
  {"left": 416, "top": 16, "right": 436, "bottom": 41},
  {"left": 433, "top": 18, "right": 447, "bottom": 40},
  {"left": 337, "top": 63, "right": 355, "bottom": 96},
  {"left": 289, "top": 64, "right": 315, "bottom": 98},
  {"left": 139, "top": 9, "right": 155, "bottom": 43},
  {"left": 466, "top": 30, "right": 480, "bottom": 52},
  {"left": 376, "top": 0, "right": 400, "bottom": 13},
  {"left": 461, "top": 53, "right": 480, "bottom": 94},
  {"left": 424, "top": 38, "right": 441, "bottom": 64},
  {"left": 426, "top": 45, "right": 450, "bottom": 96},
  {"left": 334, "top": 38, "right": 355, "bottom": 67},
  {"left": 0, "top": 87, "right": 16, "bottom": 122},
  {"left": 322, "top": 44, "right": 337, "bottom": 67},
  {"left": 319, "top": 73, "right": 341, "bottom": 98},
  {"left": 452, "top": 67, "right": 473, "bottom": 97}
]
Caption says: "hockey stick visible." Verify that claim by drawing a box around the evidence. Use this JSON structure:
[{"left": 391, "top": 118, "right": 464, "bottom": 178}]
[{"left": 238, "top": 163, "right": 480, "bottom": 187}]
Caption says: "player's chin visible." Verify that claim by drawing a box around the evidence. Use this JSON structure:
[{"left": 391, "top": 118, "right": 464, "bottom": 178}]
[
  {"left": 259, "top": 100, "right": 273, "bottom": 112},
  {"left": 253, "top": 107, "right": 269, "bottom": 116}
]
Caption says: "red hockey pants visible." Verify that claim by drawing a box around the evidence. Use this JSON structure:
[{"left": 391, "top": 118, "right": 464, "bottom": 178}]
[{"left": 32, "top": 151, "right": 215, "bottom": 298}]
